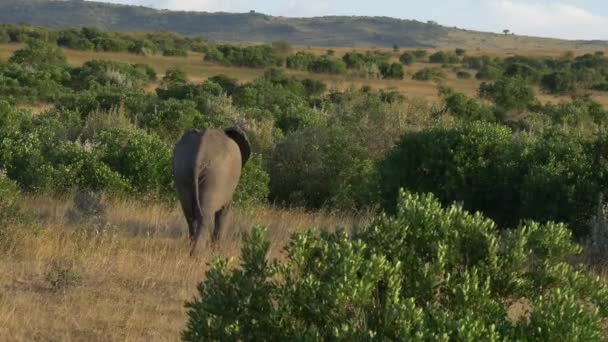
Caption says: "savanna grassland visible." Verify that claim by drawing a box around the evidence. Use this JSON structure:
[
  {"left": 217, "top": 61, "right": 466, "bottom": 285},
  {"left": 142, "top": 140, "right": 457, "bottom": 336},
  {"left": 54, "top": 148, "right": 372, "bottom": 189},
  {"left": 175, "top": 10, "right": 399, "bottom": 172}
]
[
  {"left": 2, "top": 42, "right": 607, "bottom": 108},
  {"left": 1, "top": 23, "right": 608, "bottom": 341}
]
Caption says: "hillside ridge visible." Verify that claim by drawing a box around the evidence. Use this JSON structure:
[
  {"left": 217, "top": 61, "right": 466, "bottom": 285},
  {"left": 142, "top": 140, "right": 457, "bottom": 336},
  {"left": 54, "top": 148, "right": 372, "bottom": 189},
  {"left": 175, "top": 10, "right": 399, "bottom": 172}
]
[{"left": 0, "top": 0, "right": 607, "bottom": 50}]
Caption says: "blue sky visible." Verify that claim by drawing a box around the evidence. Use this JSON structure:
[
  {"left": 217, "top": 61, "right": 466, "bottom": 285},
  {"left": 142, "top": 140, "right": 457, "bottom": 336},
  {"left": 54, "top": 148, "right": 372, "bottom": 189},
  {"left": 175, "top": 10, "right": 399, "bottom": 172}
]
[{"left": 92, "top": 0, "right": 608, "bottom": 40}]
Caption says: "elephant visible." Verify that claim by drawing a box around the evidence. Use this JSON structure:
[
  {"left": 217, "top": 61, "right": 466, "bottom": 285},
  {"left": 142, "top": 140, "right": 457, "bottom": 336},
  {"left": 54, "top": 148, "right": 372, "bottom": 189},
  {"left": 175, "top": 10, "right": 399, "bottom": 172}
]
[{"left": 172, "top": 127, "right": 251, "bottom": 256}]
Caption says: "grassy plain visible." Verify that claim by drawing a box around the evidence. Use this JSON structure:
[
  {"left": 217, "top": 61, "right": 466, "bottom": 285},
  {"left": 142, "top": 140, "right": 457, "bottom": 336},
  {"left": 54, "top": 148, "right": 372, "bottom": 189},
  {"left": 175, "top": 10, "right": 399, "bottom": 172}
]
[{"left": 2, "top": 43, "right": 607, "bottom": 108}]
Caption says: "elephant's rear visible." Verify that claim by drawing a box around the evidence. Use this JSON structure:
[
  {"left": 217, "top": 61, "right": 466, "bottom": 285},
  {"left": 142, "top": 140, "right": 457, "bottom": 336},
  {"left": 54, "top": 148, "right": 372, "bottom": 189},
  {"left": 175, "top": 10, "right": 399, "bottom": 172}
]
[{"left": 173, "top": 130, "right": 202, "bottom": 222}]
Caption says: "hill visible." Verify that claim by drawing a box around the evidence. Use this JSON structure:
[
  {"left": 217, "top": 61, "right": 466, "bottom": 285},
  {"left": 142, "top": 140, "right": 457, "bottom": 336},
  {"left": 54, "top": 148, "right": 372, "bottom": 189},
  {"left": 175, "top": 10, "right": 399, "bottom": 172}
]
[{"left": 1, "top": 0, "right": 607, "bottom": 51}]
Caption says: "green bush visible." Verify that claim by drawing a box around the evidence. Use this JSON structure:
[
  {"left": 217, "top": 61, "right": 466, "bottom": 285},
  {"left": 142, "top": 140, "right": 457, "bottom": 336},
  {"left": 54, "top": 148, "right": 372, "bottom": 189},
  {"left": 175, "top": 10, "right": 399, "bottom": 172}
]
[
  {"left": 286, "top": 51, "right": 316, "bottom": 70},
  {"left": 412, "top": 67, "right": 446, "bottom": 81},
  {"left": 379, "top": 62, "right": 404, "bottom": 80},
  {"left": 137, "top": 98, "right": 204, "bottom": 141},
  {"left": 268, "top": 126, "right": 376, "bottom": 210},
  {"left": 183, "top": 192, "right": 608, "bottom": 341},
  {"left": 0, "top": 127, "right": 129, "bottom": 194},
  {"left": 233, "top": 154, "right": 270, "bottom": 207},
  {"left": 0, "top": 28, "right": 10, "bottom": 44},
  {"left": 476, "top": 64, "right": 503, "bottom": 80},
  {"left": 456, "top": 70, "right": 471, "bottom": 79},
  {"left": 455, "top": 48, "right": 466, "bottom": 56},
  {"left": 308, "top": 56, "right": 347, "bottom": 74},
  {"left": 429, "top": 51, "right": 460, "bottom": 64},
  {"left": 204, "top": 44, "right": 280, "bottom": 68},
  {"left": 443, "top": 91, "right": 496, "bottom": 122},
  {"left": 94, "top": 129, "right": 172, "bottom": 197},
  {"left": 379, "top": 122, "right": 604, "bottom": 237},
  {"left": 0, "top": 171, "right": 20, "bottom": 227},
  {"left": 479, "top": 76, "right": 537, "bottom": 112},
  {"left": 398, "top": 52, "right": 415, "bottom": 65},
  {"left": 70, "top": 60, "right": 155, "bottom": 91},
  {"left": 541, "top": 69, "right": 577, "bottom": 94}
]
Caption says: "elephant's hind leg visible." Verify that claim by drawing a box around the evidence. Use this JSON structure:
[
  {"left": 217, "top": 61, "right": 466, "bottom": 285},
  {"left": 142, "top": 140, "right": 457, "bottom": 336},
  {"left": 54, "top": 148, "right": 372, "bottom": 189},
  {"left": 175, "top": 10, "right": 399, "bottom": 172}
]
[
  {"left": 190, "top": 208, "right": 214, "bottom": 257},
  {"left": 212, "top": 204, "right": 232, "bottom": 244}
]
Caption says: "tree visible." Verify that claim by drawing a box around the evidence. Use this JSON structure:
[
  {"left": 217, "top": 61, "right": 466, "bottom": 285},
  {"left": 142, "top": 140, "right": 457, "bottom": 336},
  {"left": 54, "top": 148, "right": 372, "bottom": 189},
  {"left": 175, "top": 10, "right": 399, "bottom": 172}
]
[
  {"left": 399, "top": 52, "right": 415, "bottom": 65},
  {"left": 479, "top": 76, "right": 537, "bottom": 112},
  {"left": 503, "top": 29, "right": 510, "bottom": 35}
]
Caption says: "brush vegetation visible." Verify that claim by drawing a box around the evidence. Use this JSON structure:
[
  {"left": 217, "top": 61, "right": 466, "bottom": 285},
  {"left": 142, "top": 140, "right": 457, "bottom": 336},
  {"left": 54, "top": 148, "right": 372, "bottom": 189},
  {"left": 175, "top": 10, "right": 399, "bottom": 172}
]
[{"left": 1, "top": 25, "right": 608, "bottom": 340}]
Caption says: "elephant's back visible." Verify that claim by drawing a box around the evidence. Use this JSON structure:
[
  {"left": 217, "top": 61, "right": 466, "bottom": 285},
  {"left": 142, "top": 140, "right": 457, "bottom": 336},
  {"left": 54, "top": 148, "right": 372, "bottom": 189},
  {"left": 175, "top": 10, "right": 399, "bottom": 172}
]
[{"left": 199, "top": 129, "right": 242, "bottom": 171}]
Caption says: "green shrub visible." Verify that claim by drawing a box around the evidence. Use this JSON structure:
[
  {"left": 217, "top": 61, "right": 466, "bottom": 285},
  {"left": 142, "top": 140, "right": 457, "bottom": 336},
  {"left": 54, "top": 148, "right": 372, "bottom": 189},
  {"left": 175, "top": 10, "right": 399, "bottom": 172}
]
[
  {"left": 0, "top": 171, "right": 20, "bottom": 227},
  {"left": 379, "top": 122, "right": 604, "bottom": 237},
  {"left": 183, "top": 192, "right": 608, "bottom": 341},
  {"left": 475, "top": 64, "right": 503, "bottom": 80},
  {"left": 204, "top": 44, "right": 280, "bottom": 68},
  {"left": 94, "top": 129, "right": 172, "bottom": 197},
  {"left": 429, "top": 51, "right": 460, "bottom": 64},
  {"left": 70, "top": 60, "right": 155, "bottom": 91},
  {"left": 541, "top": 69, "right": 577, "bottom": 94},
  {"left": 412, "top": 49, "right": 427, "bottom": 59},
  {"left": 233, "top": 154, "right": 270, "bottom": 207},
  {"left": 412, "top": 67, "right": 446, "bottom": 81},
  {"left": 398, "top": 52, "right": 415, "bottom": 65},
  {"left": 0, "top": 128, "right": 129, "bottom": 194},
  {"left": 137, "top": 98, "right": 204, "bottom": 141},
  {"left": 308, "top": 56, "right": 347, "bottom": 74},
  {"left": 0, "top": 28, "right": 10, "bottom": 44},
  {"left": 479, "top": 76, "right": 537, "bottom": 112},
  {"left": 268, "top": 126, "right": 376, "bottom": 210},
  {"left": 456, "top": 70, "right": 471, "bottom": 79},
  {"left": 503, "top": 62, "right": 541, "bottom": 83},
  {"left": 286, "top": 51, "right": 316, "bottom": 70},
  {"left": 379, "top": 62, "right": 404, "bottom": 80},
  {"left": 444, "top": 92, "right": 496, "bottom": 122}
]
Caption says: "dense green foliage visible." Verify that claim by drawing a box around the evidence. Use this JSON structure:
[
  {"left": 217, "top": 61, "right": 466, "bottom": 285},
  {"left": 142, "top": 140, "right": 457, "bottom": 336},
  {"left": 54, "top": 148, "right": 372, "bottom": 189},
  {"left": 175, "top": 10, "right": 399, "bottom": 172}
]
[
  {"left": 380, "top": 122, "right": 606, "bottom": 237},
  {"left": 183, "top": 191, "right": 608, "bottom": 340},
  {"left": 2, "top": 34, "right": 608, "bottom": 237},
  {"left": 1, "top": 24, "right": 200, "bottom": 56}
]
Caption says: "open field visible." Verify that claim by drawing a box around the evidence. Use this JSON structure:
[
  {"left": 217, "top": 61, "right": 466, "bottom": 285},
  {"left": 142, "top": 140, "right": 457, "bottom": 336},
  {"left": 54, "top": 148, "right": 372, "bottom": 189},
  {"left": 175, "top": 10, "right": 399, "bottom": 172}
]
[
  {"left": 0, "top": 195, "right": 367, "bottom": 341},
  {"left": 3, "top": 43, "right": 607, "bottom": 108}
]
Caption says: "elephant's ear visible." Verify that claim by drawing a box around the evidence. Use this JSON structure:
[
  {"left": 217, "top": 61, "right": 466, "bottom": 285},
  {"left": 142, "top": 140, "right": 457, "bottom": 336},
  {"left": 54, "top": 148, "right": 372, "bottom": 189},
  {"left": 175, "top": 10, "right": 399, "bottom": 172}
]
[{"left": 225, "top": 127, "right": 251, "bottom": 168}]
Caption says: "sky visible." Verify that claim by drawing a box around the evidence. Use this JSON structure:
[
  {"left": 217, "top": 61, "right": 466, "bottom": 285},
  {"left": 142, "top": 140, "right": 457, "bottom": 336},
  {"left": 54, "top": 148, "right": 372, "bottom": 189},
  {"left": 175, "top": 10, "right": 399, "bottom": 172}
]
[{"left": 90, "top": 0, "right": 608, "bottom": 40}]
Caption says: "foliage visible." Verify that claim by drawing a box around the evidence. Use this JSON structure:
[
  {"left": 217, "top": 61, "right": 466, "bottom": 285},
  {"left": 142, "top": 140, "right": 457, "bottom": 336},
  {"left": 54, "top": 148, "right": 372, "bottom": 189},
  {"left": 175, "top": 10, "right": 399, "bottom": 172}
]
[
  {"left": 379, "top": 62, "right": 405, "bottom": 80},
  {"left": 479, "top": 76, "right": 537, "bottom": 112},
  {"left": 204, "top": 44, "right": 281, "bottom": 68},
  {"left": 183, "top": 192, "right": 608, "bottom": 340},
  {"left": 0, "top": 171, "right": 20, "bottom": 227},
  {"left": 94, "top": 129, "right": 172, "bottom": 198},
  {"left": 429, "top": 50, "right": 460, "bottom": 64},
  {"left": 443, "top": 91, "right": 497, "bottom": 122},
  {"left": 380, "top": 122, "right": 605, "bottom": 237},
  {"left": 398, "top": 52, "right": 415, "bottom": 65},
  {"left": 456, "top": 70, "right": 471, "bottom": 79},
  {"left": 475, "top": 64, "right": 503, "bottom": 80},
  {"left": 233, "top": 155, "right": 270, "bottom": 207},
  {"left": 412, "top": 67, "right": 446, "bottom": 81},
  {"left": 70, "top": 60, "right": 156, "bottom": 91}
]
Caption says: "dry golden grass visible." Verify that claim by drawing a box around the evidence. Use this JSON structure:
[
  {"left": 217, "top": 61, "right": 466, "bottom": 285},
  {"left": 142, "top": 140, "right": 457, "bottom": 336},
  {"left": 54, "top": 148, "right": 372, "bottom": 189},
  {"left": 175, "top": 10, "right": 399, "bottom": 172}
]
[{"left": 0, "top": 195, "right": 367, "bottom": 341}]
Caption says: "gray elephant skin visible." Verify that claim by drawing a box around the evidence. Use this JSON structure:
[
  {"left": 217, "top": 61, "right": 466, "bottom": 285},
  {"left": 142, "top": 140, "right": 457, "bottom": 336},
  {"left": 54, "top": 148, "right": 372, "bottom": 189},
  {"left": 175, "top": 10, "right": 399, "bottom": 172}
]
[{"left": 172, "top": 127, "right": 251, "bottom": 256}]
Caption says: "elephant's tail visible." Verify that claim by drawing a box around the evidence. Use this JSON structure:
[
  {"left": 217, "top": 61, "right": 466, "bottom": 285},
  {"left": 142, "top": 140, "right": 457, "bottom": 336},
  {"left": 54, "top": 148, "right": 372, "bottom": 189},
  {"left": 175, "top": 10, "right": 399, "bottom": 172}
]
[{"left": 193, "top": 170, "right": 204, "bottom": 223}]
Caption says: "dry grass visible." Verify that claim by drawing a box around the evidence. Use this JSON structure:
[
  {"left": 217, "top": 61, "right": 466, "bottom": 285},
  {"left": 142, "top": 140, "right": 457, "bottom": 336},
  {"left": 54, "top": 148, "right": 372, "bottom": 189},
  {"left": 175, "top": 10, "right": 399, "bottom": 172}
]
[{"left": 0, "top": 195, "right": 367, "bottom": 341}]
